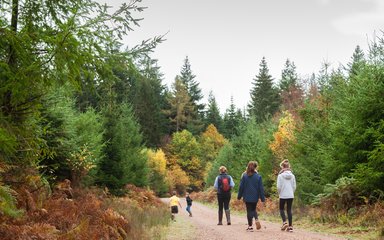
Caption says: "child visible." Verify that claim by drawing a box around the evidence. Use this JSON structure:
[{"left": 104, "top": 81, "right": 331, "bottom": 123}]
[
  {"left": 186, "top": 192, "right": 193, "bottom": 217},
  {"left": 169, "top": 191, "right": 182, "bottom": 221}
]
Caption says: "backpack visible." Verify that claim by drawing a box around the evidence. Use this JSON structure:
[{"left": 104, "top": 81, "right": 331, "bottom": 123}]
[{"left": 219, "top": 175, "right": 231, "bottom": 192}]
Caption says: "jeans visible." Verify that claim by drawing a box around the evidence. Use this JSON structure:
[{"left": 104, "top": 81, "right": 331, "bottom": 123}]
[{"left": 279, "top": 198, "right": 293, "bottom": 226}]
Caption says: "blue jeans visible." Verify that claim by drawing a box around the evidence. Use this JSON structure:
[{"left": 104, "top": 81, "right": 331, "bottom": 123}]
[{"left": 186, "top": 205, "right": 191, "bottom": 213}]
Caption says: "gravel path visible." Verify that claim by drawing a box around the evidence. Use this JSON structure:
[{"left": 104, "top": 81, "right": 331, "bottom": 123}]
[{"left": 163, "top": 199, "right": 347, "bottom": 240}]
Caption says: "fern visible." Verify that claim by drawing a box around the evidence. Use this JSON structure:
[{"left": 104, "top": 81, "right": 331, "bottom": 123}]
[{"left": 0, "top": 184, "right": 23, "bottom": 218}]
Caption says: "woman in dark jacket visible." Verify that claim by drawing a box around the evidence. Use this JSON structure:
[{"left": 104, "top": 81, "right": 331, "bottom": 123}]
[{"left": 237, "top": 161, "right": 265, "bottom": 231}]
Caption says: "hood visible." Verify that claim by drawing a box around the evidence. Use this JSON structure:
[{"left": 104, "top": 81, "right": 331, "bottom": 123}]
[{"left": 280, "top": 171, "right": 294, "bottom": 180}]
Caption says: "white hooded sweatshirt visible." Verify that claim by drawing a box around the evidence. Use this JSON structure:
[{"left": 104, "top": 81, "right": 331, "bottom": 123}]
[{"left": 277, "top": 170, "right": 296, "bottom": 199}]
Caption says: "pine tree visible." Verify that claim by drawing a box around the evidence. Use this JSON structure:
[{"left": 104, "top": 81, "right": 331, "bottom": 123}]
[
  {"left": 131, "top": 56, "right": 169, "bottom": 147},
  {"left": 166, "top": 77, "right": 194, "bottom": 133},
  {"left": 204, "top": 91, "right": 223, "bottom": 132},
  {"left": 347, "top": 45, "right": 365, "bottom": 78},
  {"left": 279, "top": 59, "right": 303, "bottom": 114},
  {"left": 97, "top": 103, "right": 147, "bottom": 195},
  {"left": 178, "top": 56, "right": 205, "bottom": 134},
  {"left": 248, "top": 57, "right": 280, "bottom": 122},
  {"left": 223, "top": 96, "right": 243, "bottom": 139}
]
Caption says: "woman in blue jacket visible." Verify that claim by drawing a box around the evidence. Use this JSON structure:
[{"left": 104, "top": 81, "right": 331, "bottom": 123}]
[{"left": 237, "top": 161, "right": 265, "bottom": 231}]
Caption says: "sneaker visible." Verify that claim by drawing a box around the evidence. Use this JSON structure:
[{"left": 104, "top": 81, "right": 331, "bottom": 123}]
[
  {"left": 255, "top": 219, "right": 261, "bottom": 230},
  {"left": 281, "top": 222, "right": 288, "bottom": 231},
  {"left": 287, "top": 226, "right": 293, "bottom": 232},
  {"left": 246, "top": 226, "right": 254, "bottom": 232}
]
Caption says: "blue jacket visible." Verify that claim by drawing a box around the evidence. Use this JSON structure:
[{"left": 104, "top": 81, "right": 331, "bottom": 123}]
[{"left": 237, "top": 172, "right": 265, "bottom": 203}]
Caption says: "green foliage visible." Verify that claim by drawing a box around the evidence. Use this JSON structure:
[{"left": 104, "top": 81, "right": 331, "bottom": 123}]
[
  {"left": 204, "top": 91, "right": 224, "bottom": 133},
  {"left": 97, "top": 103, "right": 148, "bottom": 195},
  {"left": 178, "top": 56, "right": 205, "bottom": 135},
  {"left": 248, "top": 57, "right": 280, "bottom": 122},
  {"left": 223, "top": 96, "right": 244, "bottom": 139},
  {"left": 167, "top": 130, "right": 204, "bottom": 191},
  {"left": 312, "top": 177, "right": 362, "bottom": 211},
  {"left": 0, "top": 184, "right": 23, "bottom": 218},
  {"left": 207, "top": 118, "right": 276, "bottom": 195}
]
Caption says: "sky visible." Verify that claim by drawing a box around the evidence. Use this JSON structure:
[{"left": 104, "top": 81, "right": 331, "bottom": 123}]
[{"left": 105, "top": 0, "right": 384, "bottom": 112}]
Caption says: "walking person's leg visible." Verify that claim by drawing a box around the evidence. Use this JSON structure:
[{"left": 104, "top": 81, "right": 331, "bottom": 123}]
[
  {"left": 217, "top": 194, "right": 224, "bottom": 225},
  {"left": 279, "top": 199, "right": 288, "bottom": 230},
  {"left": 245, "top": 202, "right": 254, "bottom": 230},
  {"left": 223, "top": 194, "right": 231, "bottom": 225},
  {"left": 286, "top": 198, "right": 294, "bottom": 232},
  {"left": 253, "top": 202, "right": 261, "bottom": 230}
]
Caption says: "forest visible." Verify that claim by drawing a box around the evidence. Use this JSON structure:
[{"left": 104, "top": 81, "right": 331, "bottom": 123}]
[{"left": 0, "top": 0, "right": 383, "bottom": 239}]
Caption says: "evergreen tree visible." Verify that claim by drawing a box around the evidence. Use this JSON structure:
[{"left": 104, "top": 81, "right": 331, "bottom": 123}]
[
  {"left": 347, "top": 45, "right": 365, "bottom": 78},
  {"left": 178, "top": 56, "right": 205, "bottom": 134},
  {"left": 248, "top": 57, "right": 280, "bottom": 122},
  {"left": 165, "top": 77, "right": 194, "bottom": 133},
  {"left": 279, "top": 59, "right": 304, "bottom": 113},
  {"left": 204, "top": 91, "right": 224, "bottom": 132},
  {"left": 131, "top": 56, "right": 169, "bottom": 147},
  {"left": 223, "top": 96, "right": 243, "bottom": 139}
]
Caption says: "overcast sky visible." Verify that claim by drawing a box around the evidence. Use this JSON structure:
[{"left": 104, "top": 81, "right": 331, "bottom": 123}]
[{"left": 107, "top": 0, "right": 384, "bottom": 112}]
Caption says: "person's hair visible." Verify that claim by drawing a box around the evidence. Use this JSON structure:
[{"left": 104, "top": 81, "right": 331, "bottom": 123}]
[
  {"left": 219, "top": 166, "right": 227, "bottom": 174},
  {"left": 246, "top": 161, "right": 258, "bottom": 176},
  {"left": 172, "top": 191, "right": 177, "bottom": 196},
  {"left": 280, "top": 159, "right": 290, "bottom": 169}
]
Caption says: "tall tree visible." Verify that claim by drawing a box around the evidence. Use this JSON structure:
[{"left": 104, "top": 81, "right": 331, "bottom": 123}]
[
  {"left": 347, "top": 45, "right": 365, "bottom": 78},
  {"left": 97, "top": 103, "right": 147, "bottom": 195},
  {"left": 279, "top": 59, "right": 304, "bottom": 114},
  {"left": 248, "top": 57, "right": 280, "bottom": 122},
  {"left": 166, "top": 77, "right": 194, "bottom": 133},
  {"left": 223, "top": 96, "right": 243, "bottom": 139},
  {"left": 130, "top": 56, "right": 169, "bottom": 147},
  {"left": 178, "top": 56, "right": 205, "bottom": 134},
  {"left": 204, "top": 91, "right": 223, "bottom": 132}
]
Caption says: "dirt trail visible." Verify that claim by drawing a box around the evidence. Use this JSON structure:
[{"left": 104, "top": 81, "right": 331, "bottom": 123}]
[{"left": 163, "top": 199, "right": 346, "bottom": 240}]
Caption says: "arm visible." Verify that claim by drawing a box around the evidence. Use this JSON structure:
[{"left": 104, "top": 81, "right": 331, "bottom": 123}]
[
  {"left": 259, "top": 176, "right": 266, "bottom": 202},
  {"left": 292, "top": 175, "right": 296, "bottom": 192},
  {"left": 237, "top": 175, "right": 244, "bottom": 200},
  {"left": 213, "top": 176, "right": 219, "bottom": 190},
  {"left": 277, "top": 174, "right": 282, "bottom": 194},
  {"left": 230, "top": 175, "right": 235, "bottom": 188}
]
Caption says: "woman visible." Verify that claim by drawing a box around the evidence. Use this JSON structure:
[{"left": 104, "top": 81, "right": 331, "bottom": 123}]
[
  {"left": 277, "top": 159, "right": 296, "bottom": 232},
  {"left": 214, "top": 166, "right": 235, "bottom": 225},
  {"left": 237, "top": 161, "right": 265, "bottom": 231}
]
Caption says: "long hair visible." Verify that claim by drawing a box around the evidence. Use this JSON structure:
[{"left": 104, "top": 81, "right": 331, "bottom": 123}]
[{"left": 246, "top": 161, "right": 258, "bottom": 176}]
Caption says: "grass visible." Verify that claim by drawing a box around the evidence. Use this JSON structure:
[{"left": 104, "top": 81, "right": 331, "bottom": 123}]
[{"left": 164, "top": 214, "right": 196, "bottom": 240}]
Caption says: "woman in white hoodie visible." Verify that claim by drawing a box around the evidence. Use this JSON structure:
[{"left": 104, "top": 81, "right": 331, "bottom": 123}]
[{"left": 277, "top": 159, "right": 296, "bottom": 232}]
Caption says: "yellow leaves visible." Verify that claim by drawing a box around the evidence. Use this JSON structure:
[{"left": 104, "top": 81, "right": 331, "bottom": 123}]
[
  {"left": 67, "top": 144, "right": 96, "bottom": 172},
  {"left": 147, "top": 149, "right": 167, "bottom": 176},
  {"left": 269, "top": 111, "right": 296, "bottom": 161}
]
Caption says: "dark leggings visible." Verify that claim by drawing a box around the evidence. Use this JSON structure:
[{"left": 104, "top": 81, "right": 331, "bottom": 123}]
[
  {"left": 279, "top": 198, "right": 293, "bottom": 226},
  {"left": 217, "top": 193, "right": 231, "bottom": 212},
  {"left": 245, "top": 202, "right": 258, "bottom": 226}
]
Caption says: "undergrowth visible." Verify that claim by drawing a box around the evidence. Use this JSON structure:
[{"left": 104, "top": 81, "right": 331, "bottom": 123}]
[{"left": 0, "top": 184, "right": 169, "bottom": 239}]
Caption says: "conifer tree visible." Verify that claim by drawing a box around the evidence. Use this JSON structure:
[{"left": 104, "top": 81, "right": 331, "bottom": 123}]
[
  {"left": 248, "top": 57, "right": 280, "bottom": 122},
  {"left": 279, "top": 59, "right": 303, "bottom": 113},
  {"left": 205, "top": 91, "right": 223, "bottom": 132},
  {"left": 223, "top": 96, "right": 243, "bottom": 139},
  {"left": 166, "top": 77, "right": 194, "bottom": 133},
  {"left": 347, "top": 45, "right": 365, "bottom": 78},
  {"left": 178, "top": 56, "right": 205, "bottom": 134}
]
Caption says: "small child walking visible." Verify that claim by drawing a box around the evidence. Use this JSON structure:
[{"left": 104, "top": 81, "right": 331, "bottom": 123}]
[
  {"left": 186, "top": 192, "right": 193, "bottom": 217},
  {"left": 169, "top": 191, "right": 182, "bottom": 221}
]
